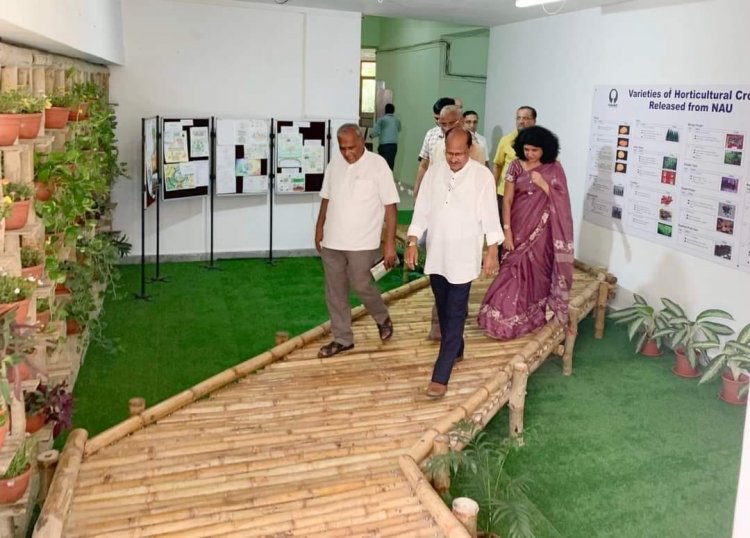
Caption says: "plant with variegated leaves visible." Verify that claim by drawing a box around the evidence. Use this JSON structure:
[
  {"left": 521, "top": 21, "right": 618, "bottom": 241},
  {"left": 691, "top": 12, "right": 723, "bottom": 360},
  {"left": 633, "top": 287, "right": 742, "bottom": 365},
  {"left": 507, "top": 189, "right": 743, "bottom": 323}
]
[
  {"left": 609, "top": 293, "right": 672, "bottom": 353},
  {"left": 654, "top": 299, "right": 734, "bottom": 368},
  {"left": 700, "top": 323, "right": 750, "bottom": 391}
]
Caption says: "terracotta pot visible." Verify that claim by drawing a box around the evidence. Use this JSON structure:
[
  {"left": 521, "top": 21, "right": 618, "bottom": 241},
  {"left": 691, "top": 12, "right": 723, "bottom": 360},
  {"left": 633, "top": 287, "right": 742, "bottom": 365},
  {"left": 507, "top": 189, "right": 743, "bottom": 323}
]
[
  {"left": 44, "top": 107, "right": 70, "bottom": 129},
  {"left": 6, "top": 362, "right": 31, "bottom": 383},
  {"left": 5, "top": 199, "right": 30, "bottom": 230},
  {"left": 21, "top": 264, "right": 43, "bottom": 281},
  {"left": 16, "top": 113, "right": 42, "bottom": 139},
  {"left": 36, "top": 310, "right": 50, "bottom": 327},
  {"left": 68, "top": 102, "right": 89, "bottom": 121},
  {"left": 25, "top": 410, "right": 46, "bottom": 434},
  {"left": 720, "top": 372, "right": 749, "bottom": 405},
  {"left": 55, "top": 282, "right": 71, "bottom": 296},
  {"left": 0, "top": 114, "right": 20, "bottom": 146},
  {"left": 673, "top": 348, "right": 701, "bottom": 378},
  {"left": 0, "top": 298, "right": 30, "bottom": 325},
  {"left": 0, "top": 466, "right": 32, "bottom": 504},
  {"left": 640, "top": 338, "right": 663, "bottom": 357},
  {"left": 66, "top": 317, "right": 81, "bottom": 335},
  {"left": 34, "top": 180, "right": 53, "bottom": 201}
]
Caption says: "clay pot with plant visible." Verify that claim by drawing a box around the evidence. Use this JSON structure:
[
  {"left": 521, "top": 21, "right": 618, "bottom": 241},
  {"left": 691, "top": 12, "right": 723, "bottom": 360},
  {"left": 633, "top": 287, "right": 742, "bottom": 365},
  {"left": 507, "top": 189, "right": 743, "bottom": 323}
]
[
  {"left": 609, "top": 293, "right": 671, "bottom": 357},
  {"left": 20, "top": 246, "right": 44, "bottom": 281},
  {"left": 0, "top": 90, "right": 22, "bottom": 145},
  {"left": 0, "top": 438, "right": 35, "bottom": 504},
  {"left": 2, "top": 181, "right": 34, "bottom": 230},
  {"left": 700, "top": 323, "right": 750, "bottom": 405},
  {"left": 654, "top": 299, "right": 734, "bottom": 378},
  {"left": 36, "top": 298, "right": 51, "bottom": 328},
  {"left": 23, "top": 381, "right": 73, "bottom": 436},
  {"left": 44, "top": 92, "right": 72, "bottom": 129},
  {"left": 0, "top": 273, "right": 36, "bottom": 325},
  {"left": 15, "top": 90, "right": 47, "bottom": 139}
]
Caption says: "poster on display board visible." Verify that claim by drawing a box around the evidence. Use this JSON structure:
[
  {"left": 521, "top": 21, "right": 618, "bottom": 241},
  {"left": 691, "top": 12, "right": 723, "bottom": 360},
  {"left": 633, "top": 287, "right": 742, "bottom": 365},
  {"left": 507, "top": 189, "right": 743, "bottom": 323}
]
[
  {"left": 583, "top": 85, "right": 750, "bottom": 273},
  {"left": 215, "top": 118, "right": 271, "bottom": 196},
  {"left": 143, "top": 117, "right": 159, "bottom": 209},
  {"left": 161, "top": 118, "right": 211, "bottom": 200},
  {"left": 274, "top": 120, "right": 327, "bottom": 194}
]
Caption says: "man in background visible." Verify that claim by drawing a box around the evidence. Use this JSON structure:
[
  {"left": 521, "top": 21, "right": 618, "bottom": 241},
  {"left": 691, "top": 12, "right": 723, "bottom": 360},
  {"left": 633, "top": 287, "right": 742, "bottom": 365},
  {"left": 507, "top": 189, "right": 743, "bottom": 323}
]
[
  {"left": 370, "top": 103, "right": 401, "bottom": 171},
  {"left": 463, "top": 109, "right": 488, "bottom": 166},
  {"left": 492, "top": 106, "right": 537, "bottom": 220},
  {"left": 414, "top": 97, "right": 456, "bottom": 199},
  {"left": 315, "top": 124, "right": 400, "bottom": 358}
]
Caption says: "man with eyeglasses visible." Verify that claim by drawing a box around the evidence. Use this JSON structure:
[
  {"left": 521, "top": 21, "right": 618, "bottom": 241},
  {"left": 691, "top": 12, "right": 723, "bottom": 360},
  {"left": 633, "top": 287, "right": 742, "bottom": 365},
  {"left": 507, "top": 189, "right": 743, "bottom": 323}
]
[{"left": 414, "top": 97, "right": 456, "bottom": 199}]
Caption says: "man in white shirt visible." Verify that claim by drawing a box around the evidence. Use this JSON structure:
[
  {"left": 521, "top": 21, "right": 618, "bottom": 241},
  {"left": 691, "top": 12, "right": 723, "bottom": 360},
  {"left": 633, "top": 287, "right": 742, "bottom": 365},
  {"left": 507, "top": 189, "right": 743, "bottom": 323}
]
[
  {"left": 315, "top": 124, "right": 400, "bottom": 358},
  {"left": 405, "top": 128, "right": 502, "bottom": 398}
]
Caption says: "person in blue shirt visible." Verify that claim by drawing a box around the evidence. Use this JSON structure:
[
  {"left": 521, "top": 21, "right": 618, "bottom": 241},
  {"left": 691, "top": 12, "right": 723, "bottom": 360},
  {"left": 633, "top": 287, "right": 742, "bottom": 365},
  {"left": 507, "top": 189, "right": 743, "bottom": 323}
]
[{"left": 370, "top": 103, "right": 401, "bottom": 171}]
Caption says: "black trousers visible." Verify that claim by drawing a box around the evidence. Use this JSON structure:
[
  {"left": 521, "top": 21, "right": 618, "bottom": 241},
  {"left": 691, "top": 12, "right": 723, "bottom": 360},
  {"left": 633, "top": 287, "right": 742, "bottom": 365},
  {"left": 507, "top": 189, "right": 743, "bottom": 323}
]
[
  {"left": 429, "top": 274, "right": 471, "bottom": 385},
  {"left": 378, "top": 143, "right": 397, "bottom": 170}
]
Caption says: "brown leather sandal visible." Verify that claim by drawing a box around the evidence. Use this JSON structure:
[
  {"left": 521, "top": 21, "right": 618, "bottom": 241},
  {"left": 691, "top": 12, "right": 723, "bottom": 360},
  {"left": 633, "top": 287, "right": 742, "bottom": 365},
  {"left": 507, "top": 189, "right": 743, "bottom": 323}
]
[
  {"left": 377, "top": 317, "right": 393, "bottom": 341},
  {"left": 317, "top": 341, "right": 354, "bottom": 358}
]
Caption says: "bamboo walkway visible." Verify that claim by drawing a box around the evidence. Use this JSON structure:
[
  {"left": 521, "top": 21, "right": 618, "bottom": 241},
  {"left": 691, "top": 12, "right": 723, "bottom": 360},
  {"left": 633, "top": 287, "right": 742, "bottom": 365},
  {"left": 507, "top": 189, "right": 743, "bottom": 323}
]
[{"left": 34, "top": 262, "right": 615, "bottom": 538}]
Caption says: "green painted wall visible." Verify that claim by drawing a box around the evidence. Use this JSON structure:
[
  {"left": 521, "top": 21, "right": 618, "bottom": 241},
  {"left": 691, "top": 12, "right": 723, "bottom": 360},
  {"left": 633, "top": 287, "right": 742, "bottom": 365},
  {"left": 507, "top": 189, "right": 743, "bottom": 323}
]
[{"left": 363, "top": 16, "right": 489, "bottom": 189}]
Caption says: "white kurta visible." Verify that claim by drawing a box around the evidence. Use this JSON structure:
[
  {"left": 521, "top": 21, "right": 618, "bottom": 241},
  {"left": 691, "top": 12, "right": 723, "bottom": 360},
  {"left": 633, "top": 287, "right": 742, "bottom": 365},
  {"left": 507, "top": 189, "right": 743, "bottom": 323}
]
[{"left": 408, "top": 158, "right": 502, "bottom": 284}]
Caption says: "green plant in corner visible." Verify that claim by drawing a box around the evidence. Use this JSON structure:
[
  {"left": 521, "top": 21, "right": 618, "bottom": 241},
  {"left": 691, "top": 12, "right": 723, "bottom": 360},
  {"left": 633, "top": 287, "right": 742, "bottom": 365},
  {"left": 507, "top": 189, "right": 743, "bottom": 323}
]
[
  {"left": 608, "top": 293, "right": 671, "bottom": 353},
  {"left": 700, "top": 323, "right": 750, "bottom": 388},
  {"left": 425, "top": 419, "right": 535, "bottom": 538},
  {"left": 654, "top": 299, "right": 734, "bottom": 368}
]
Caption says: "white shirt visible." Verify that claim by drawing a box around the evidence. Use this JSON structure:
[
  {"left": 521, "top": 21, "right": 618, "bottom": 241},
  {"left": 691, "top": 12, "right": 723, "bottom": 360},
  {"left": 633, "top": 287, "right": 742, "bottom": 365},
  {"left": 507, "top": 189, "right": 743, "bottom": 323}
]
[
  {"left": 408, "top": 158, "right": 502, "bottom": 284},
  {"left": 320, "top": 150, "right": 400, "bottom": 251},
  {"left": 418, "top": 126, "right": 442, "bottom": 160}
]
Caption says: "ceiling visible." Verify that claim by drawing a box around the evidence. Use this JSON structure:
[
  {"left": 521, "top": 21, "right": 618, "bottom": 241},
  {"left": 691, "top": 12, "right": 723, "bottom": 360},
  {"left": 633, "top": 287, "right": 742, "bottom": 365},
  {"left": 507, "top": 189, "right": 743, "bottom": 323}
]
[{"left": 244, "top": 0, "right": 635, "bottom": 27}]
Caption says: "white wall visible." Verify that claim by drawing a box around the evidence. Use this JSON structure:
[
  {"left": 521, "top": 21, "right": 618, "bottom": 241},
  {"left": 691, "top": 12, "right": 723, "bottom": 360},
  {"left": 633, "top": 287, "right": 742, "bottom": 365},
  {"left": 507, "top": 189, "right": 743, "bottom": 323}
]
[
  {"left": 484, "top": 2, "right": 748, "bottom": 535},
  {"left": 111, "top": 0, "right": 360, "bottom": 257},
  {"left": 0, "top": 0, "right": 124, "bottom": 64},
  {"left": 484, "top": 0, "right": 749, "bottom": 322}
]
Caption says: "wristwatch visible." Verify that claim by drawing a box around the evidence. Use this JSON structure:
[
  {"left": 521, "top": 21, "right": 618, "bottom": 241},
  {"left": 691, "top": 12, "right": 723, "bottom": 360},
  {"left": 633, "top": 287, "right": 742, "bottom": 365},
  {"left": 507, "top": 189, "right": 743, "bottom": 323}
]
[
  {"left": 503, "top": 224, "right": 511, "bottom": 230},
  {"left": 407, "top": 240, "right": 418, "bottom": 247}
]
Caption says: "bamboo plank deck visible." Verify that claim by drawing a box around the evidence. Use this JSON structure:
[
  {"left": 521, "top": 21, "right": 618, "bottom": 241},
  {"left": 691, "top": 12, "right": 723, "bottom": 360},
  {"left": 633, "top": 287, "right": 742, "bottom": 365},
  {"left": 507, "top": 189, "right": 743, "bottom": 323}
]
[{"left": 35, "top": 263, "right": 615, "bottom": 538}]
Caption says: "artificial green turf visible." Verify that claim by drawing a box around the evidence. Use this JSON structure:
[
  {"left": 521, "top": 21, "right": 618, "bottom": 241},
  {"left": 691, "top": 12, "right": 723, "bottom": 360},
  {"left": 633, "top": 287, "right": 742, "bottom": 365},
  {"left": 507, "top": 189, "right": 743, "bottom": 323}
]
[{"left": 67, "top": 254, "right": 745, "bottom": 538}]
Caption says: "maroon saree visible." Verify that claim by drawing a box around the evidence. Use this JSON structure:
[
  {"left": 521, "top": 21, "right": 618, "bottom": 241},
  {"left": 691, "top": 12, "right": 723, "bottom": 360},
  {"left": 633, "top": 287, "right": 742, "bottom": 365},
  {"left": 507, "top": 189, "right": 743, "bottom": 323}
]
[{"left": 477, "top": 159, "right": 574, "bottom": 340}]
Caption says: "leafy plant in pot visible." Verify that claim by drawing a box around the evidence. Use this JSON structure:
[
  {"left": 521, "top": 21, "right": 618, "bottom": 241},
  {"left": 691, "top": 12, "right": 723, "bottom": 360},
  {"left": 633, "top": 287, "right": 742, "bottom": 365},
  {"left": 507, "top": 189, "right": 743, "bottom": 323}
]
[
  {"left": 0, "top": 437, "right": 35, "bottom": 504},
  {"left": 654, "top": 299, "right": 734, "bottom": 378},
  {"left": 20, "top": 246, "right": 44, "bottom": 281},
  {"left": 15, "top": 90, "right": 47, "bottom": 139},
  {"left": 0, "top": 273, "right": 37, "bottom": 325},
  {"left": 2, "top": 181, "right": 34, "bottom": 230},
  {"left": 608, "top": 293, "right": 670, "bottom": 357},
  {"left": 23, "top": 381, "right": 73, "bottom": 436},
  {"left": 699, "top": 323, "right": 750, "bottom": 405},
  {"left": 0, "top": 89, "right": 22, "bottom": 145},
  {"left": 425, "top": 420, "right": 536, "bottom": 538},
  {"left": 45, "top": 91, "right": 72, "bottom": 129}
]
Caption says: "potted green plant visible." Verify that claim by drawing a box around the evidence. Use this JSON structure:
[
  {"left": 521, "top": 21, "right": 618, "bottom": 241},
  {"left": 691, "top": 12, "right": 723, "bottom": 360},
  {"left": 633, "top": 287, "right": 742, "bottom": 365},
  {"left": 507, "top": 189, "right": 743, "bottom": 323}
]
[
  {"left": 654, "top": 299, "right": 734, "bottom": 378},
  {"left": 15, "top": 90, "right": 47, "bottom": 139},
  {"left": 0, "top": 90, "right": 22, "bottom": 145},
  {"left": 0, "top": 437, "right": 34, "bottom": 504},
  {"left": 609, "top": 293, "right": 670, "bottom": 356},
  {"left": 699, "top": 323, "right": 750, "bottom": 405},
  {"left": 0, "top": 273, "right": 36, "bottom": 325},
  {"left": 45, "top": 92, "right": 72, "bottom": 129},
  {"left": 20, "top": 246, "right": 44, "bottom": 281},
  {"left": 2, "top": 181, "right": 34, "bottom": 230},
  {"left": 23, "top": 381, "right": 73, "bottom": 436},
  {"left": 425, "top": 420, "right": 536, "bottom": 538},
  {"left": 36, "top": 298, "right": 51, "bottom": 328}
]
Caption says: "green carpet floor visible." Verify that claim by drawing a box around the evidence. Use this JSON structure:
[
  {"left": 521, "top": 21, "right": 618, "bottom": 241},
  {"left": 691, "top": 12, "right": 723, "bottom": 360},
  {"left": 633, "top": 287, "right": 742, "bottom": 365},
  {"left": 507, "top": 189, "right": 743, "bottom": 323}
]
[{"left": 66, "top": 253, "right": 745, "bottom": 538}]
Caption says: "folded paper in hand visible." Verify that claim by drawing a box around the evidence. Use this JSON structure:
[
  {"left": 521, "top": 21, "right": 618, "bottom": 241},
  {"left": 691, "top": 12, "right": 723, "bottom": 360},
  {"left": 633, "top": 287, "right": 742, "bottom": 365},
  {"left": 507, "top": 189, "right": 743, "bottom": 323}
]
[{"left": 370, "top": 257, "right": 400, "bottom": 281}]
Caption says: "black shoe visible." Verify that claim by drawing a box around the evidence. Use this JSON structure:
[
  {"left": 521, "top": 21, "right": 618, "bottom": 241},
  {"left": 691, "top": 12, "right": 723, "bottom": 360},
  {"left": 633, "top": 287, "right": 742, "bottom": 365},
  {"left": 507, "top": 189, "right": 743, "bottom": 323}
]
[
  {"left": 318, "top": 341, "right": 354, "bottom": 358},
  {"left": 377, "top": 317, "right": 393, "bottom": 341}
]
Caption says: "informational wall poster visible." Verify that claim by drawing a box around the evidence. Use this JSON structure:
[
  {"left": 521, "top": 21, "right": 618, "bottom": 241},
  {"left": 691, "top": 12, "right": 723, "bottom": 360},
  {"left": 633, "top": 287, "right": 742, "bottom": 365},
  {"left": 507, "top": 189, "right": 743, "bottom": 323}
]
[
  {"left": 143, "top": 117, "right": 159, "bottom": 209},
  {"left": 215, "top": 118, "right": 270, "bottom": 196},
  {"left": 162, "top": 118, "right": 211, "bottom": 200},
  {"left": 274, "top": 120, "right": 327, "bottom": 194},
  {"left": 584, "top": 85, "right": 750, "bottom": 273}
]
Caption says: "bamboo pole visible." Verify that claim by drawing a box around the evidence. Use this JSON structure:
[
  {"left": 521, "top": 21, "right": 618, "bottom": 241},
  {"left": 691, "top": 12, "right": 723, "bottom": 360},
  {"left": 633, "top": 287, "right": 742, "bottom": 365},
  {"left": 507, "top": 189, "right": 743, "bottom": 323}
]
[
  {"left": 275, "top": 331, "right": 289, "bottom": 345},
  {"left": 431, "top": 434, "right": 450, "bottom": 493},
  {"left": 36, "top": 449, "right": 60, "bottom": 504},
  {"left": 34, "top": 428, "right": 89, "bottom": 538},
  {"left": 128, "top": 397, "right": 145, "bottom": 417},
  {"left": 399, "top": 454, "right": 471, "bottom": 538},
  {"left": 563, "top": 307, "right": 581, "bottom": 376},
  {"left": 452, "top": 497, "right": 479, "bottom": 538},
  {"left": 594, "top": 279, "right": 610, "bottom": 339},
  {"left": 509, "top": 362, "right": 529, "bottom": 445}
]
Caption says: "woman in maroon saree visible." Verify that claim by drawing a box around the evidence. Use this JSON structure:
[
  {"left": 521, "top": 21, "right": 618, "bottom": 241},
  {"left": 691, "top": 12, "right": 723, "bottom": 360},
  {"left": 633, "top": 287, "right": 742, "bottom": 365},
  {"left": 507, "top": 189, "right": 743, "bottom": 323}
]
[{"left": 478, "top": 126, "right": 574, "bottom": 340}]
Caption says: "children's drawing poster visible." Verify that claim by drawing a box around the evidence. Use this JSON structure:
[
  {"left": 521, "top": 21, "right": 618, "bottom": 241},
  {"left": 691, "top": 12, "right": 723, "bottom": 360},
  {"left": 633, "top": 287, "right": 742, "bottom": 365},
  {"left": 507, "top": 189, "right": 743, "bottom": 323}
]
[
  {"left": 584, "top": 85, "right": 750, "bottom": 272},
  {"left": 215, "top": 118, "right": 271, "bottom": 196},
  {"left": 274, "top": 120, "right": 327, "bottom": 194},
  {"left": 161, "top": 118, "right": 211, "bottom": 200}
]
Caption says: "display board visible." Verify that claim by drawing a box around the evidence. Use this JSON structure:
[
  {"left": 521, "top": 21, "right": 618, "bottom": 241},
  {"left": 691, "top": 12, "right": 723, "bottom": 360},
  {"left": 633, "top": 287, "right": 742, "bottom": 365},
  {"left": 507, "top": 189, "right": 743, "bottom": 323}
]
[
  {"left": 584, "top": 85, "right": 750, "bottom": 273},
  {"left": 161, "top": 118, "right": 211, "bottom": 200},
  {"left": 215, "top": 118, "right": 271, "bottom": 196},
  {"left": 274, "top": 120, "right": 327, "bottom": 194},
  {"left": 143, "top": 117, "right": 159, "bottom": 209}
]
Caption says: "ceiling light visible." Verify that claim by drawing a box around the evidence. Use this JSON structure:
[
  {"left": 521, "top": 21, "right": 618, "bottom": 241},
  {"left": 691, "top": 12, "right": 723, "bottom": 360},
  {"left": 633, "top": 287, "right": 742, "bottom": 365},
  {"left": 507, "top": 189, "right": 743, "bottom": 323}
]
[{"left": 515, "top": 0, "right": 564, "bottom": 7}]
